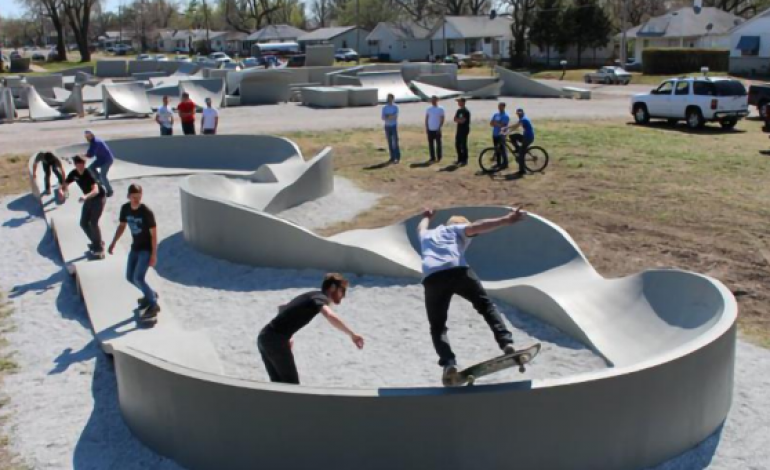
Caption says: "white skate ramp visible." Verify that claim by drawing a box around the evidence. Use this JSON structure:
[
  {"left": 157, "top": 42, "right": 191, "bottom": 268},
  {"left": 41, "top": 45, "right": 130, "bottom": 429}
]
[
  {"left": 359, "top": 71, "right": 421, "bottom": 103},
  {"left": 179, "top": 78, "right": 225, "bottom": 109},
  {"left": 25, "top": 86, "right": 67, "bottom": 121},
  {"left": 410, "top": 80, "right": 463, "bottom": 100},
  {"left": 102, "top": 82, "right": 152, "bottom": 118},
  {"left": 495, "top": 66, "right": 567, "bottom": 98}
]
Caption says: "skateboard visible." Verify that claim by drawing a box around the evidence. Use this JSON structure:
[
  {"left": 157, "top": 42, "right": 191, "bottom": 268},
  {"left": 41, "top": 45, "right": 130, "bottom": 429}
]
[
  {"left": 137, "top": 311, "right": 158, "bottom": 328},
  {"left": 457, "top": 343, "right": 542, "bottom": 386}
]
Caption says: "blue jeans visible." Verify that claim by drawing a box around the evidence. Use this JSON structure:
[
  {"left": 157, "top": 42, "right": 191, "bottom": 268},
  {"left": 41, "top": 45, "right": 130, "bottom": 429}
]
[
  {"left": 89, "top": 160, "right": 113, "bottom": 196},
  {"left": 127, "top": 249, "right": 156, "bottom": 307},
  {"left": 384, "top": 126, "right": 401, "bottom": 162},
  {"left": 160, "top": 126, "right": 173, "bottom": 136}
]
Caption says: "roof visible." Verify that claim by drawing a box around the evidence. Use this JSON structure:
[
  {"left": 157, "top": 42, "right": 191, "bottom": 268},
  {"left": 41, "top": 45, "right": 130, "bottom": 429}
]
[
  {"left": 730, "top": 6, "right": 770, "bottom": 34},
  {"left": 298, "top": 26, "right": 363, "bottom": 42},
  {"left": 158, "top": 29, "right": 212, "bottom": 41},
  {"left": 367, "top": 21, "right": 435, "bottom": 42},
  {"left": 625, "top": 7, "right": 744, "bottom": 39},
  {"left": 246, "top": 25, "right": 307, "bottom": 41},
  {"left": 436, "top": 16, "right": 513, "bottom": 39}
]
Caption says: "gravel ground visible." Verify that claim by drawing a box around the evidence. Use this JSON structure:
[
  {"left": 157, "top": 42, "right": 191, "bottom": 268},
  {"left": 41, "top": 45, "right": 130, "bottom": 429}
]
[{"left": 0, "top": 175, "right": 767, "bottom": 469}]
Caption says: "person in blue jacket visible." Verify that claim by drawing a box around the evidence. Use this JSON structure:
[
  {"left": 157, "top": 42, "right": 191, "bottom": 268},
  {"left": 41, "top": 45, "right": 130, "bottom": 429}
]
[{"left": 84, "top": 130, "right": 115, "bottom": 197}]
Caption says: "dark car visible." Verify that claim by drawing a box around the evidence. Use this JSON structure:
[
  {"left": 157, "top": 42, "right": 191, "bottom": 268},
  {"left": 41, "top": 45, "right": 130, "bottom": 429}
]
[
  {"left": 286, "top": 54, "right": 305, "bottom": 67},
  {"left": 748, "top": 83, "right": 770, "bottom": 120}
]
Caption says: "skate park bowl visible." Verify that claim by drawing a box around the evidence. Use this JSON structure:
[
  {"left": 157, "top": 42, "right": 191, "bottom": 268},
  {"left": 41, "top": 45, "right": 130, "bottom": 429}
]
[{"left": 28, "top": 135, "right": 737, "bottom": 470}]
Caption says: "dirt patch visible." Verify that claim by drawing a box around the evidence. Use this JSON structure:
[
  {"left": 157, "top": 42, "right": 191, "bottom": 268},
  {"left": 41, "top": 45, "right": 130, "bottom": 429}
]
[{"left": 0, "top": 156, "right": 29, "bottom": 199}]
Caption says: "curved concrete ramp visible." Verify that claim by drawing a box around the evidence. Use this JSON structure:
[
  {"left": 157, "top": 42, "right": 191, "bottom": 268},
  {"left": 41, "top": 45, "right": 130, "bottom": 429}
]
[
  {"left": 359, "top": 71, "right": 421, "bottom": 103},
  {"left": 172, "top": 62, "right": 202, "bottom": 76},
  {"left": 25, "top": 86, "right": 67, "bottom": 121},
  {"left": 103, "top": 82, "right": 152, "bottom": 118},
  {"left": 464, "top": 80, "right": 502, "bottom": 99},
  {"left": 179, "top": 78, "right": 225, "bottom": 109},
  {"left": 411, "top": 80, "right": 463, "bottom": 100},
  {"left": 495, "top": 66, "right": 567, "bottom": 98},
  {"left": 239, "top": 70, "right": 292, "bottom": 105},
  {"left": 27, "top": 135, "right": 737, "bottom": 470}
]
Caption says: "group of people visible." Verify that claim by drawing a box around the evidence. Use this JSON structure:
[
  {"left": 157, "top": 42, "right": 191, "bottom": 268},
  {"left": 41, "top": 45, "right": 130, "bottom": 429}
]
[
  {"left": 381, "top": 94, "right": 536, "bottom": 177},
  {"left": 258, "top": 206, "right": 527, "bottom": 387},
  {"left": 32, "top": 131, "right": 161, "bottom": 322},
  {"left": 155, "top": 93, "right": 220, "bottom": 136}
]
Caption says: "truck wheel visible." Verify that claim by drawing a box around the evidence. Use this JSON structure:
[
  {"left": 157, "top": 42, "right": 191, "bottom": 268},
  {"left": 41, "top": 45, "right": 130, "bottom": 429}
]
[
  {"left": 720, "top": 119, "right": 737, "bottom": 130},
  {"left": 634, "top": 104, "right": 650, "bottom": 125},
  {"left": 686, "top": 108, "right": 705, "bottom": 129}
]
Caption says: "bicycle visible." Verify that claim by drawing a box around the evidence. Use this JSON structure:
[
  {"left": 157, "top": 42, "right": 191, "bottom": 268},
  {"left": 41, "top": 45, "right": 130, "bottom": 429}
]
[{"left": 478, "top": 133, "right": 549, "bottom": 174}]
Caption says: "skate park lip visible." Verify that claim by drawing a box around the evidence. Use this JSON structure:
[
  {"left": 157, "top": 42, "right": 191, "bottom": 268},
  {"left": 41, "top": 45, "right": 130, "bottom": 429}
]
[{"left": 27, "top": 135, "right": 737, "bottom": 470}]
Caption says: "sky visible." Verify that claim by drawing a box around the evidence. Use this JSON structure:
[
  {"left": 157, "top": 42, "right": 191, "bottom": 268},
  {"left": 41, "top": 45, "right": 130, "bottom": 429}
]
[{"left": 0, "top": 0, "right": 122, "bottom": 19}]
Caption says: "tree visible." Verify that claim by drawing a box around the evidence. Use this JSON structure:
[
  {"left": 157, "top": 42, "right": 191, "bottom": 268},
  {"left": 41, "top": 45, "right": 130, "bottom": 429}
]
[
  {"left": 62, "top": 0, "right": 97, "bottom": 61},
  {"left": 560, "top": 0, "right": 610, "bottom": 67},
  {"left": 310, "top": 0, "right": 334, "bottom": 27},
  {"left": 272, "top": 0, "right": 308, "bottom": 28},
  {"left": 337, "top": 0, "right": 398, "bottom": 30},
  {"left": 506, "top": 0, "right": 537, "bottom": 68},
  {"left": 221, "top": 0, "right": 281, "bottom": 33},
  {"left": 24, "top": 0, "right": 68, "bottom": 61},
  {"left": 705, "top": 0, "right": 765, "bottom": 17},
  {"left": 529, "top": 0, "right": 562, "bottom": 67}
]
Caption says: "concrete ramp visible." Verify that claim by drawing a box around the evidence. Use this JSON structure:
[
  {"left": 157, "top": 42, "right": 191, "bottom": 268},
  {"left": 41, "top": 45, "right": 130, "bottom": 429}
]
[
  {"left": 464, "top": 80, "right": 503, "bottom": 99},
  {"left": 359, "top": 71, "right": 420, "bottom": 103},
  {"left": 60, "top": 84, "right": 84, "bottom": 115},
  {"left": 306, "top": 45, "right": 335, "bottom": 67},
  {"left": 179, "top": 78, "right": 225, "bottom": 109},
  {"left": 173, "top": 62, "right": 202, "bottom": 76},
  {"left": 0, "top": 88, "right": 16, "bottom": 121},
  {"left": 239, "top": 70, "right": 292, "bottom": 105},
  {"left": 410, "top": 80, "right": 463, "bottom": 100},
  {"left": 495, "top": 66, "right": 566, "bottom": 98},
  {"left": 103, "top": 82, "right": 152, "bottom": 118},
  {"left": 25, "top": 86, "right": 67, "bottom": 121}
]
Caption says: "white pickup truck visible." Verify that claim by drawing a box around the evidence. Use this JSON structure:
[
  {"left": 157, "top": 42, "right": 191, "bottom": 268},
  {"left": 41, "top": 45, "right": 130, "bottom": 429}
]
[{"left": 631, "top": 77, "right": 749, "bottom": 130}]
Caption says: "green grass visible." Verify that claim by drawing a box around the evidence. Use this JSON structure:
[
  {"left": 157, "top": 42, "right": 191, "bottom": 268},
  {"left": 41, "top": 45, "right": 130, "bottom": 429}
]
[{"left": 531, "top": 68, "right": 742, "bottom": 85}]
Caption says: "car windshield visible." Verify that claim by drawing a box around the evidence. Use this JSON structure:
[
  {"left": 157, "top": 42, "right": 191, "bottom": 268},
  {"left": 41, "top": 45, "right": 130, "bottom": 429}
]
[{"left": 712, "top": 80, "right": 747, "bottom": 96}]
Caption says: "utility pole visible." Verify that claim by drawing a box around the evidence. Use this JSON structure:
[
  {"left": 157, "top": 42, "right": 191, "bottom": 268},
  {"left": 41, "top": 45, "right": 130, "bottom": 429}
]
[
  {"left": 355, "top": 0, "right": 360, "bottom": 64},
  {"left": 119, "top": 0, "right": 123, "bottom": 46},
  {"left": 619, "top": 0, "right": 627, "bottom": 66}
]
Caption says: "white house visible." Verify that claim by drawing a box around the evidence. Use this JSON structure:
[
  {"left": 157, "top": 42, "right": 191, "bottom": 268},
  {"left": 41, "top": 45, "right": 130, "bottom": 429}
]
[
  {"left": 157, "top": 29, "right": 210, "bottom": 53},
  {"left": 297, "top": 26, "right": 373, "bottom": 56},
  {"left": 625, "top": 7, "right": 744, "bottom": 63},
  {"left": 429, "top": 16, "right": 512, "bottom": 59},
  {"left": 366, "top": 21, "right": 440, "bottom": 62},
  {"left": 729, "top": 7, "right": 770, "bottom": 75},
  {"left": 209, "top": 31, "right": 249, "bottom": 56}
]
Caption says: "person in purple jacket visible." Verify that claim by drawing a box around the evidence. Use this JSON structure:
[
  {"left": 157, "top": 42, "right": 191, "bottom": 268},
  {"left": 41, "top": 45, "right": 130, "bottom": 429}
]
[{"left": 84, "top": 130, "right": 115, "bottom": 197}]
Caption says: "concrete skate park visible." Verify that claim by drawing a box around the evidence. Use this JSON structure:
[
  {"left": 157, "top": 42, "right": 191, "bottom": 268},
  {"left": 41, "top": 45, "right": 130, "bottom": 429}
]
[{"left": 25, "top": 134, "right": 737, "bottom": 470}]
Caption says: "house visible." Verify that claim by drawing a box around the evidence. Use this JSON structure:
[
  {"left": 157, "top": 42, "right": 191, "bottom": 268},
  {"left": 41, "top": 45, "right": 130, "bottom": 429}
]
[
  {"left": 243, "top": 24, "right": 307, "bottom": 54},
  {"left": 207, "top": 31, "right": 249, "bottom": 55},
  {"left": 157, "top": 29, "right": 211, "bottom": 53},
  {"left": 729, "top": 7, "right": 770, "bottom": 75},
  {"left": 366, "top": 21, "right": 440, "bottom": 62},
  {"left": 429, "top": 16, "right": 512, "bottom": 59},
  {"left": 98, "top": 31, "right": 135, "bottom": 50},
  {"left": 624, "top": 7, "right": 744, "bottom": 64},
  {"left": 297, "top": 26, "right": 373, "bottom": 56}
]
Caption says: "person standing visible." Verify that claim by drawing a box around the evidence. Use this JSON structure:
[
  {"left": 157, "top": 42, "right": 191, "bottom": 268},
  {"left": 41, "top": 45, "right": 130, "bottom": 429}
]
[
  {"left": 257, "top": 273, "right": 364, "bottom": 384},
  {"left": 417, "top": 206, "right": 526, "bottom": 386},
  {"left": 156, "top": 95, "right": 174, "bottom": 136},
  {"left": 108, "top": 184, "right": 161, "bottom": 319},
  {"left": 57, "top": 156, "right": 107, "bottom": 258},
  {"left": 200, "top": 97, "right": 219, "bottom": 135},
  {"left": 425, "top": 96, "right": 445, "bottom": 163},
  {"left": 31, "top": 151, "right": 65, "bottom": 195},
  {"left": 453, "top": 98, "right": 471, "bottom": 166},
  {"left": 177, "top": 92, "right": 197, "bottom": 136},
  {"left": 381, "top": 94, "right": 401, "bottom": 164},
  {"left": 505, "top": 108, "right": 536, "bottom": 177},
  {"left": 489, "top": 102, "right": 510, "bottom": 169},
  {"left": 84, "top": 130, "right": 115, "bottom": 197}
]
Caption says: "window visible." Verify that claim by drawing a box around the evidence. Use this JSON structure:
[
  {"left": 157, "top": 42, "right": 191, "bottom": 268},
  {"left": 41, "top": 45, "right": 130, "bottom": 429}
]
[
  {"left": 693, "top": 81, "right": 715, "bottom": 96},
  {"left": 712, "top": 80, "right": 747, "bottom": 96},
  {"left": 675, "top": 81, "right": 690, "bottom": 95},
  {"left": 484, "top": 37, "right": 491, "bottom": 44},
  {"left": 655, "top": 81, "right": 675, "bottom": 95},
  {"left": 736, "top": 36, "right": 760, "bottom": 57}
]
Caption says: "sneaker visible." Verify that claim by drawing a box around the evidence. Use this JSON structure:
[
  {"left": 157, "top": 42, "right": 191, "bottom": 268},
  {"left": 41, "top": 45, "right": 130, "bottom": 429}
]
[
  {"left": 141, "top": 303, "right": 161, "bottom": 319},
  {"left": 137, "top": 293, "right": 160, "bottom": 309},
  {"left": 442, "top": 365, "right": 461, "bottom": 387},
  {"left": 503, "top": 344, "right": 516, "bottom": 356}
]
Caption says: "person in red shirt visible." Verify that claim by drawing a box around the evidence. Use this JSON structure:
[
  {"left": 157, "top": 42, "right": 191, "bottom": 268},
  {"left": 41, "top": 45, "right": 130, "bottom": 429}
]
[{"left": 176, "top": 92, "right": 197, "bottom": 135}]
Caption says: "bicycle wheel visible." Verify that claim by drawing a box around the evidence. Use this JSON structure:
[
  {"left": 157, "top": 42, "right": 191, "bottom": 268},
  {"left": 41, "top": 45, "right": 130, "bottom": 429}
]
[
  {"left": 478, "top": 147, "right": 501, "bottom": 173},
  {"left": 524, "top": 146, "right": 549, "bottom": 173}
]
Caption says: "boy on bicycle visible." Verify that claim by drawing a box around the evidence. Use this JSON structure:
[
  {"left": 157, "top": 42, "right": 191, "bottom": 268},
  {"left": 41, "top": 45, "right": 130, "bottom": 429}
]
[{"left": 505, "top": 108, "right": 535, "bottom": 177}]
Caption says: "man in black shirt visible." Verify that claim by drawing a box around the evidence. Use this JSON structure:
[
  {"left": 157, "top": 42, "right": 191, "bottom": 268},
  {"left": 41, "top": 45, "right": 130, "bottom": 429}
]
[
  {"left": 108, "top": 184, "right": 160, "bottom": 318},
  {"left": 31, "top": 151, "right": 65, "bottom": 195},
  {"left": 258, "top": 273, "right": 365, "bottom": 384},
  {"left": 454, "top": 98, "right": 471, "bottom": 166},
  {"left": 58, "top": 155, "right": 107, "bottom": 258}
]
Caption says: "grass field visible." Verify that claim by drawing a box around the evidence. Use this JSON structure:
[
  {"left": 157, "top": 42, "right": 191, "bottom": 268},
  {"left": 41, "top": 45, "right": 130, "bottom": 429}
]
[{"left": 530, "top": 68, "right": 745, "bottom": 85}]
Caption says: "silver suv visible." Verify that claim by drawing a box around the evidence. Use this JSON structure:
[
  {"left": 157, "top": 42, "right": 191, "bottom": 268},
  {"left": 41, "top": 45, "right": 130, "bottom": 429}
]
[{"left": 631, "top": 77, "right": 749, "bottom": 130}]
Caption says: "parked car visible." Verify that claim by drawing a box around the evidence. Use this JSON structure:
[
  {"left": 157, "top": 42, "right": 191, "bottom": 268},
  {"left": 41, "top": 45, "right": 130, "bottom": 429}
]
[
  {"left": 242, "top": 56, "right": 281, "bottom": 68},
  {"left": 334, "top": 48, "right": 359, "bottom": 62},
  {"left": 31, "top": 51, "right": 46, "bottom": 61},
  {"left": 47, "top": 48, "right": 59, "bottom": 61},
  {"left": 114, "top": 44, "right": 132, "bottom": 55},
  {"left": 631, "top": 77, "right": 749, "bottom": 130},
  {"left": 137, "top": 54, "right": 153, "bottom": 61},
  {"left": 106, "top": 46, "right": 115, "bottom": 53},
  {"left": 9, "top": 51, "right": 21, "bottom": 59},
  {"left": 444, "top": 53, "right": 471, "bottom": 67},
  {"left": 748, "top": 83, "right": 770, "bottom": 120},
  {"left": 209, "top": 52, "right": 232, "bottom": 63},
  {"left": 585, "top": 66, "right": 632, "bottom": 85},
  {"left": 154, "top": 54, "right": 169, "bottom": 61},
  {"left": 174, "top": 55, "right": 192, "bottom": 62},
  {"left": 624, "top": 59, "right": 642, "bottom": 72},
  {"left": 286, "top": 54, "right": 305, "bottom": 67}
]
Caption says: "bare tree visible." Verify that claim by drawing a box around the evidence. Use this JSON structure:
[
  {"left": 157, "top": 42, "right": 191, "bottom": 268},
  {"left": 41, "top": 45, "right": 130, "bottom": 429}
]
[
  {"left": 392, "top": 0, "right": 434, "bottom": 23},
  {"left": 62, "top": 0, "right": 97, "bottom": 61},
  {"left": 24, "top": 0, "right": 68, "bottom": 61},
  {"left": 468, "top": 0, "right": 489, "bottom": 14},
  {"left": 310, "top": 0, "right": 334, "bottom": 27},
  {"left": 505, "top": 0, "right": 537, "bottom": 67},
  {"left": 705, "top": 0, "right": 760, "bottom": 17},
  {"left": 222, "top": 0, "right": 281, "bottom": 32}
]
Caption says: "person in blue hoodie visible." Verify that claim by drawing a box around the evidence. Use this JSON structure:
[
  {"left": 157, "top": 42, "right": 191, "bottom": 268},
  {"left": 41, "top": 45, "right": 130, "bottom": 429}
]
[{"left": 84, "top": 130, "right": 115, "bottom": 197}]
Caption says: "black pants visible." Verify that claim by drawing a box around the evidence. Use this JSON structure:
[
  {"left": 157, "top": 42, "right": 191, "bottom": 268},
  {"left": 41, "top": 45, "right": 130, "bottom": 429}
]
[
  {"left": 160, "top": 126, "right": 173, "bottom": 136},
  {"left": 182, "top": 121, "right": 196, "bottom": 135},
  {"left": 455, "top": 130, "right": 469, "bottom": 164},
  {"left": 80, "top": 195, "right": 105, "bottom": 250},
  {"left": 423, "top": 267, "right": 513, "bottom": 367},
  {"left": 43, "top": 162, "right": 63, "bottom": 192},
  {"left": 427, "top": 130, "right": 442, "bottom": 162},
  {"left": 509, "top": 134, "right": 533, "bottom": 173},
  {"left": 493, "top": 135, "right": 508, "bottom": 167},
  {"left": 258, "top": 328, "right": 299, "bottom": 384}
]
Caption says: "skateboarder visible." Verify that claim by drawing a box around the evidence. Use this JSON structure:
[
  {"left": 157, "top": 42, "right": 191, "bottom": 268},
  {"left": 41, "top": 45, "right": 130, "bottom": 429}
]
[
  {"left": 57, "top": 156, "right": 107, "bottom": 258},
  {"left": 107, "top": 184, "right": 161, "bottom": 319},
  {"left": 257, "top": 273, "right": 364, "bottom": 384},
  {"left": 504, "top": 108, "right": 535, "bottom": 177},
  {"left": 418, "top": 206, "right": 526, "bottom": 386},
  {"left": 84, "top": 130, "right": 115, "bottom": 197},
  {"left": 31, "top": 151, "right": 65, "bottom": 195}
]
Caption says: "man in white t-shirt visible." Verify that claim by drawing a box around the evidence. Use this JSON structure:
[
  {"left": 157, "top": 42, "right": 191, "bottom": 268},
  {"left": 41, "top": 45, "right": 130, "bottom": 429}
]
[
  {"left": 418, "top": 206, "right": 526, "bottom": 386},
  {"left": 200, "top": 97, "right": 219, "bottom": 135},
  {"left": 424, "top": 95, "right": 445, "bottom": 162},
  {"left": 155, "top": 95, "right": 174, "bottom": 136}
]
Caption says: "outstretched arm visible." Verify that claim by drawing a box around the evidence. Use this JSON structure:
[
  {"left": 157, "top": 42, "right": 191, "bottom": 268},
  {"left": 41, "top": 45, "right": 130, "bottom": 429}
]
[
  {"left": 418, "top": 208, "right": 435, "bottom": 235},
  {"left": 465, "top": 206, "right": 526, "bottom": 237},
  {"left": 321, "top": 305, "right": 364, "bottom": 349}
]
